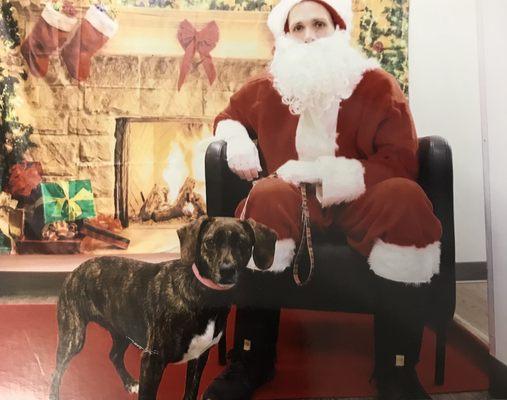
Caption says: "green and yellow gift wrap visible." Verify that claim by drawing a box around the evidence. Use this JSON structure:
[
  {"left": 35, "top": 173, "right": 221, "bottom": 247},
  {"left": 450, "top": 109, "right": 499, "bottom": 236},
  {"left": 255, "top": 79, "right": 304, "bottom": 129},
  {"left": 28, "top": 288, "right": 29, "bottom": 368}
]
[{"left": 38, "top": 180, "right": 96, "bottom": 223}]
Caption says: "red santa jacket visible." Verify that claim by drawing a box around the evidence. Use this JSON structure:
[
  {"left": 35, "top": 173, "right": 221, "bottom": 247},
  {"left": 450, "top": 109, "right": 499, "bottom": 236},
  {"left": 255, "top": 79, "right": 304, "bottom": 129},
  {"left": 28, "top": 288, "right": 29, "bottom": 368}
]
[{"left": 214, "top": 68, "right": 418, "bottom": 205}]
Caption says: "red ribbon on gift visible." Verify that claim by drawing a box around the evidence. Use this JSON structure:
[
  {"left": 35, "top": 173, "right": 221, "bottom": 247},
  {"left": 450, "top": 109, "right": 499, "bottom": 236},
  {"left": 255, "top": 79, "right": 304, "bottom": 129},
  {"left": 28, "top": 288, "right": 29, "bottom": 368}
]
[{"left": 177, "top": 19, "right": 219, "bottom": 91}]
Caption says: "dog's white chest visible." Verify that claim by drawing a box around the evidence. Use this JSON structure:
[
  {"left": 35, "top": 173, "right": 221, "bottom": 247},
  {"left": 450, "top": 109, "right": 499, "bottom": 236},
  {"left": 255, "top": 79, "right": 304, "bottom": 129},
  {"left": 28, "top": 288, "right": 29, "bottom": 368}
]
[{"left": 178, "top": 320, "right": 222, "bottom": 363}]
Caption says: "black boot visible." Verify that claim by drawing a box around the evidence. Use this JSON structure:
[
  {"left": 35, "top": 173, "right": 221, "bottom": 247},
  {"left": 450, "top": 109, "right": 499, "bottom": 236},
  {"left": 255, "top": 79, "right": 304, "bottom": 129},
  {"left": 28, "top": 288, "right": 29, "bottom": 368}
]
[
  {"left": 373, "top": 276, "right": 432, "bottom": 400},
  {"left": 376, "top": 367, "right": 431, "bottom": 400},
  {"left": 203, "top": 307, "right": 280, "bottom": 400}
]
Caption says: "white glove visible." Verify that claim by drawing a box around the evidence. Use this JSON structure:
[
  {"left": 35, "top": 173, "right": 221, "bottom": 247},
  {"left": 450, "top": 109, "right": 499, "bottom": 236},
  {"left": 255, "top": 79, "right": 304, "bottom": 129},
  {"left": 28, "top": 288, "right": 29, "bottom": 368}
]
[
  {"left": 215, "top": 119, "right": 262, "bottom": 181},
  {"left": 226, "top": 135, "right": 262, "bottom": 181},
  {"left": 276, "top": 160, "right": 322, "bottom": 186}
]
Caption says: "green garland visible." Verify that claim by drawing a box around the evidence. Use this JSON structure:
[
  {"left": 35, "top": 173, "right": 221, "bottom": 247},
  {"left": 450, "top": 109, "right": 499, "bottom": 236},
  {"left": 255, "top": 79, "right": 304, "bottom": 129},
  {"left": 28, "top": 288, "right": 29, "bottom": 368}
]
[
  {"left": 358, "top": 0, "right": 409, "bottom": 95},
  {"left": 1, "top": 0, "right": 34, "bottom": 191},
  {"left": 1, "top": 0, "right": 20, "bottom": 46}
]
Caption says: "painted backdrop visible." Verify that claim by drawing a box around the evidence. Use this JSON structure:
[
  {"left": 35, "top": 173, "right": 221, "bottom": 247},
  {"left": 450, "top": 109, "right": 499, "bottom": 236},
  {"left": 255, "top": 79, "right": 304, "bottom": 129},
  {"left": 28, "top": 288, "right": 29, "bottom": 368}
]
[{"left": 0, "top": 0, "right": 409, "bottom": 256}]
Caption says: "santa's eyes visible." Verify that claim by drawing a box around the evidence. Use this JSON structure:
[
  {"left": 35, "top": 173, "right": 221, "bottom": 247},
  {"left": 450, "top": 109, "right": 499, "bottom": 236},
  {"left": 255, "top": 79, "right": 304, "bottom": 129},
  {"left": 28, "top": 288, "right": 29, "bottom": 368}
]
[{"left": 291, "top": 20, "right": 328, "bottom": 33}]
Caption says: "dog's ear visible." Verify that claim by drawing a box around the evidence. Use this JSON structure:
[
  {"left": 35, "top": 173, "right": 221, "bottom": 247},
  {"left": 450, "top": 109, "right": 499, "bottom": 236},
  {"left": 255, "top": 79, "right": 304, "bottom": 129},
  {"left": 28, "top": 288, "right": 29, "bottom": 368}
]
[
  {"left": 242, "top": 218, "right": 277, "bottom": 270},
  {"left": 177, "top": 216, "right": 210, "bottom": 265}
]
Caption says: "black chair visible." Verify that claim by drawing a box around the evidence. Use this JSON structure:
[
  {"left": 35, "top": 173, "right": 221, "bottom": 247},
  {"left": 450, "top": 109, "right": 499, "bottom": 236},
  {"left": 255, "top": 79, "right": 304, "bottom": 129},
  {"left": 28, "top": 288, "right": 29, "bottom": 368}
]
[{"left": 204, "top": 136, "right": 455, "bottom": 385}]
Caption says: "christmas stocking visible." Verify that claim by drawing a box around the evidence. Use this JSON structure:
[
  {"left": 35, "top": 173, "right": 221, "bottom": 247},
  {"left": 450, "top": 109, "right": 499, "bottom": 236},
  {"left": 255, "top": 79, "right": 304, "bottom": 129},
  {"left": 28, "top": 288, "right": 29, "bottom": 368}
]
[
  {"left": 20, "top": 2, "right": 78, "bottom": 77},
  {"left": 60, "top": 5, "right": 118, "bottom": 81}
]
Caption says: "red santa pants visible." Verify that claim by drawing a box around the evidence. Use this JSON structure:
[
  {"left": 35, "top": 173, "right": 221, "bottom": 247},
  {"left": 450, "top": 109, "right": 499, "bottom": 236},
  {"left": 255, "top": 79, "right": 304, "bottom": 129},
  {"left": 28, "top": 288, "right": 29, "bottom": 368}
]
[{"left": 236, "top": 177, "right": 443, "bottom": 283}]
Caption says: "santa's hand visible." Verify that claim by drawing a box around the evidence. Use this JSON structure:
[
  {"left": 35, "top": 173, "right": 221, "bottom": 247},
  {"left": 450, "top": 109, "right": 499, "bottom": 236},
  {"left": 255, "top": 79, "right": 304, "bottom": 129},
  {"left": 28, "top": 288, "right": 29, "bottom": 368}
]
[
  {"left": 276, "top": 160, "right": 321, "bottom": 186},
  {"left": 226, "top": 135, "right": 262, "bottom": 181}
]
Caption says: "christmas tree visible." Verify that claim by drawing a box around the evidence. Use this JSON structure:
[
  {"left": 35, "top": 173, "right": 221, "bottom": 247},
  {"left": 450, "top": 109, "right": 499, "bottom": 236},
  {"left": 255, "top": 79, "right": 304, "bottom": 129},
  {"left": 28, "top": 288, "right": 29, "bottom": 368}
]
[
  {"left": 357, "top": 0, "right": 409, "bottom": 95},
  {"left": 1, "top": 0, "right": 34, "bottom": 191}
]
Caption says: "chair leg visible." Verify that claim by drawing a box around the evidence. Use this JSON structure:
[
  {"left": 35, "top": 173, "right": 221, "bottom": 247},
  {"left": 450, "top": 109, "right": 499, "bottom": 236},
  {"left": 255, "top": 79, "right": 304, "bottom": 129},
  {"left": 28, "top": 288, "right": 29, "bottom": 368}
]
[
  {"left": 218, "top": 328, "right": 227, "bottom": 365},
  {"left": 434, "top": 322, "right": 448, "bottom": 385}
]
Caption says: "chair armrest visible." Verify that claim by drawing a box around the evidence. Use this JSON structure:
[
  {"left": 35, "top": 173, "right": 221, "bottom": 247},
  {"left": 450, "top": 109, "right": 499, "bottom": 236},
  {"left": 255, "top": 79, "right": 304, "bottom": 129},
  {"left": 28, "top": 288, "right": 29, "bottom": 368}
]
[
  {"left": 417, "top": 135, "right": 456, "bottom": 322},
  {"left": 205, "top": 140, "right": 252, "bottom": 217}
]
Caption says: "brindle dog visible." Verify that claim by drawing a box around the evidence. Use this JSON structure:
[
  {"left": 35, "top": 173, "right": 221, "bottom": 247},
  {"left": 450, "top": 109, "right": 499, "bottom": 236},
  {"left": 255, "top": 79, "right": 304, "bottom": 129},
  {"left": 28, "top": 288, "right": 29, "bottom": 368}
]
[{"left": 49, "top": 216, "right": 276, "bottom": 400}]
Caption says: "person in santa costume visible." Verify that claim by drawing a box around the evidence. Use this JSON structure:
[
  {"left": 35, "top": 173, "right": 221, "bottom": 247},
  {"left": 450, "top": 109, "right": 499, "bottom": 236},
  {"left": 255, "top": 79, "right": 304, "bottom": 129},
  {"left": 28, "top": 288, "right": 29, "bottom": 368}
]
[{"left": 203, "top": 0, "right": 442, "bottom": 399}]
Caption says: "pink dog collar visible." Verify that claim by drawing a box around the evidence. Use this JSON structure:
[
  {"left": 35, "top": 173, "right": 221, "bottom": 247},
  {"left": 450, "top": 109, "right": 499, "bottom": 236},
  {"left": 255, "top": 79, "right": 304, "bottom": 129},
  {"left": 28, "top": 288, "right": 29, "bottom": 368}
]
[{"left": 192, "top": 263, "right": 235, "bottom": 291}]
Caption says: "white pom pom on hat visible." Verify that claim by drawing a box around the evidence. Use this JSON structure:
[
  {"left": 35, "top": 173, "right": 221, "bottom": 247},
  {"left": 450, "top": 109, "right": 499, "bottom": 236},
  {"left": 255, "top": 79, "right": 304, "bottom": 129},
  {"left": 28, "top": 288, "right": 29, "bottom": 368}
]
[{"left": 267, "top": 0, "right": 353, "bottom": 38}]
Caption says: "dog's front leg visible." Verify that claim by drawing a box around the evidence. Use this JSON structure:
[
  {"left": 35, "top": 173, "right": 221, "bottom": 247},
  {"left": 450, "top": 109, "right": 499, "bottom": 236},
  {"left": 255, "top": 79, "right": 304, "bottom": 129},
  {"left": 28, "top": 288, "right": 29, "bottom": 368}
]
[
  {"left": 183, "top": 349, "right": 211, "bottom": 400},
  {"left": 138, "top": 349, "right": 166, "bottom": 400}
]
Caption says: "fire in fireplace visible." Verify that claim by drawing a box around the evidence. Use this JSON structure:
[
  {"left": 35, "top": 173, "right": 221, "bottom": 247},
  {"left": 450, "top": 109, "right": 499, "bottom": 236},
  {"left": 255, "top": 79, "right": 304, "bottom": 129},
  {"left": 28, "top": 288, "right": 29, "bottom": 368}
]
[{"left": 114, "top": 117, "right": 213, "bottom": 228}]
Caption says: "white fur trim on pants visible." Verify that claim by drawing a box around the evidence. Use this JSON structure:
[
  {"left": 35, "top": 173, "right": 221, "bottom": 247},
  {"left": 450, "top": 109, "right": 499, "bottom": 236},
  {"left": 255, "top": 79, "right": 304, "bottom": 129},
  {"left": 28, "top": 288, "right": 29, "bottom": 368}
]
[
  {"left": 368, "top": 239, "right": 441, "bottom": 284},
  {"left": 247, "top": 238, "right": 296, "bottom": 273},
  {"left": 41, "top": 3, "right": 78, "bottom": 32},
  {"left": 85, "top": 5, "right": 119, "bottom": 38},
  {"left": 316, "top": 156, "right": 366, "bottom": 207}
]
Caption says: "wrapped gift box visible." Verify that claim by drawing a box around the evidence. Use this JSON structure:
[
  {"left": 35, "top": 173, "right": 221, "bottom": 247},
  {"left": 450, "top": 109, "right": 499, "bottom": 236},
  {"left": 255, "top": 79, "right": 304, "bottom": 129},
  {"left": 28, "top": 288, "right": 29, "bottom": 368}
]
[
  {"left": 40, "top": 180, "right": 96, "bottom": 223},
  {"left": 9, "top": 209, "right": 24, "bottom": 239},
  {"left": 15, "top": 239, "right": 82, "bottom": 254},
  {"left": 24, "top": 180, "right": 96, "bottom": 240},
  {"left": 0, "top": 232, "right": 10, "bottom": 254}
]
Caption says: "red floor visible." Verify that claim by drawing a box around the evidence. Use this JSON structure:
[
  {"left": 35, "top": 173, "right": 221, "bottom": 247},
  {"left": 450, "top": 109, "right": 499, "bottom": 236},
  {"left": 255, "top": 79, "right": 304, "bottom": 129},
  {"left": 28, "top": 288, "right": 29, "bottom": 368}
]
[{"left": 0, "top": 304, "right": 489, "bottom": 399}]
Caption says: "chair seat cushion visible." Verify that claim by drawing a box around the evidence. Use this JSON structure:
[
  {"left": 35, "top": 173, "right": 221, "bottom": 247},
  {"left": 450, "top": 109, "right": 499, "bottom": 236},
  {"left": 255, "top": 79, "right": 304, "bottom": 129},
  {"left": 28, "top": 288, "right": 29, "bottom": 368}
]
[{"left": 234, "top": 244, "right": 377, "bottom": 313}]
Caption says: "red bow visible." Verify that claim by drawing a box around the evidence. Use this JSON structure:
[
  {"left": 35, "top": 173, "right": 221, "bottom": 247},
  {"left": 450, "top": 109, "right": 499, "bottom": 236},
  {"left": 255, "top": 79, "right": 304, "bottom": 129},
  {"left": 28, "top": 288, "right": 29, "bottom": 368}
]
[{"left": 177, "top": 19, "right": 219, "bottom": 91}]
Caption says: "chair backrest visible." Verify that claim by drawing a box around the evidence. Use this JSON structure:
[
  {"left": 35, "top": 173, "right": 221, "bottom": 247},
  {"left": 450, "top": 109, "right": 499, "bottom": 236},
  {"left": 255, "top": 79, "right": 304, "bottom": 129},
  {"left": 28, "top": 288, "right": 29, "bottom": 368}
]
[
  {"left": 205, "top": 140, "right": 252, "bottom": 218},
  {"left": 417, "top": 136, "right": 456, "bottom": 325}
]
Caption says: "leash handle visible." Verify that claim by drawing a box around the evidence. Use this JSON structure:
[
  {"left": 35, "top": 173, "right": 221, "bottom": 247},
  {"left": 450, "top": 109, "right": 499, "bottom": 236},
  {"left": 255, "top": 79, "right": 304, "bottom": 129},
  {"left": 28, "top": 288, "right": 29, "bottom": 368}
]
[{"left": 292, "top": 183, "right": 315, "bottom": 287}]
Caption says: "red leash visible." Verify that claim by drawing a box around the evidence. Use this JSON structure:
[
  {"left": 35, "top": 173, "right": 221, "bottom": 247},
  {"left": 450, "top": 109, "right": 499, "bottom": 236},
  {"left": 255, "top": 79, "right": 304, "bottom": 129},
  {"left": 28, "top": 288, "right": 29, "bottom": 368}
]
[
  {"left": 240, "top": 175, "right": 315, "bottom": 286},
  {"left": 291, "top": 183, "right": 315, "bottom": 286}
]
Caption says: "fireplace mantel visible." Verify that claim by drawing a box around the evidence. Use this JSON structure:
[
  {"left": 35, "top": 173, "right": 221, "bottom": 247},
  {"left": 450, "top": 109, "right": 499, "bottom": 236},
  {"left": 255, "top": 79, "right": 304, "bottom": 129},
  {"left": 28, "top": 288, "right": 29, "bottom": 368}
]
[
  {"left": 108, "top": 8, "right": 274, "bottom": 59},
  {"left": 20, "top": 4, "right": 274, "bottom": 60}
]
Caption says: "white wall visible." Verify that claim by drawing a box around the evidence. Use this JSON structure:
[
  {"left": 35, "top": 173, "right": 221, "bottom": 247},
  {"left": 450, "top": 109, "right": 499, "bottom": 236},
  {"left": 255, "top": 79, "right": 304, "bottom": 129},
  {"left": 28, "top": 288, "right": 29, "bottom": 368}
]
[
  {"left": 477, "top": 0, "right": 507, "bottom": 364},
  {"left": 409, "top": 0, "right": 486, "bottom": 263}
]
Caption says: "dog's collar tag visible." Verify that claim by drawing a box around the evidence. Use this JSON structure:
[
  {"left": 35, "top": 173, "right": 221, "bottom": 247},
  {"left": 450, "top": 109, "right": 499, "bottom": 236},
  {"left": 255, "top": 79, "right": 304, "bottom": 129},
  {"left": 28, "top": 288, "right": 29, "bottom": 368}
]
[{"left": 192, "top": 263, "right": 234, "bottom": 291}]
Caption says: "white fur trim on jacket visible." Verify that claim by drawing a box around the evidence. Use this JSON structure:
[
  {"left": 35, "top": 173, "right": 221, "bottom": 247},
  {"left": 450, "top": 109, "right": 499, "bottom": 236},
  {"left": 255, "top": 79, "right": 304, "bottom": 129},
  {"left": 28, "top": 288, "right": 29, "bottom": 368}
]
[
  {"left": 267, "top": 0, "right": 353, "bottom": 38},
  {"left": 214, "top": 119, "right": 261, "bottom": 174},
  {"left": 276, "top": 159, "right": 322, "bottom": 186},
  {"left": 247, "top": 238, "right": 296, "bottom": 273},
  {"left": 85, "top": 5, "right": 119, "bottom": 38},
  {"left": 296, "top": 103, "right": 339, "bottom": 161},
  {"left": 41, "top": 3, "right": 78, "bottom": 32},
  {"left": 215, "top": 119, "right": 249, "bottom": 141},
  {"left": 368, "top": 240, "right": 441, "bottom": 284},
  {"left": 315, "top": 156, "right": 365, "bottom": 207}
]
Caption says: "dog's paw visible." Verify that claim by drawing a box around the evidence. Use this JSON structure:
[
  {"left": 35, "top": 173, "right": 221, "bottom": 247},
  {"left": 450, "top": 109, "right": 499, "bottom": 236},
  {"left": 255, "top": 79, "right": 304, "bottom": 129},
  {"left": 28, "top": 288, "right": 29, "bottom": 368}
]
[{"left": 126, "top": 382, "right": 139, "bottom": 394}]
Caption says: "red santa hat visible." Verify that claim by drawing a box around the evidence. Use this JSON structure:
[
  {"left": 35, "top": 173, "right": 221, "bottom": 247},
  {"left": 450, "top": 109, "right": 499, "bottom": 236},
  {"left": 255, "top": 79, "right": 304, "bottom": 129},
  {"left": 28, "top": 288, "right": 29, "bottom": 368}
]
[{"left": 268, "top": 0, "right": 352, "bottom": 38}]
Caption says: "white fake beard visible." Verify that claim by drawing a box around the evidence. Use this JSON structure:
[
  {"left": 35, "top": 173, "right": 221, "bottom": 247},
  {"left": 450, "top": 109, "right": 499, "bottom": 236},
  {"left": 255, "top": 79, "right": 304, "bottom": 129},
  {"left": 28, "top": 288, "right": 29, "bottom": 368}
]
[{"left": 269, "top": 29, "right": 378, "bottom": 115}]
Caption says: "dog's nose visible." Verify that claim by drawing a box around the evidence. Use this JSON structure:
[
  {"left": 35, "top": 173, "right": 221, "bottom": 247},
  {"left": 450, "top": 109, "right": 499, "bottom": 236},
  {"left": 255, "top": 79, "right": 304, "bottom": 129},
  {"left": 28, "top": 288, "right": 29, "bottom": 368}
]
[{"left": 219, "top": 264, "right": 237, "bottom": 284}]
